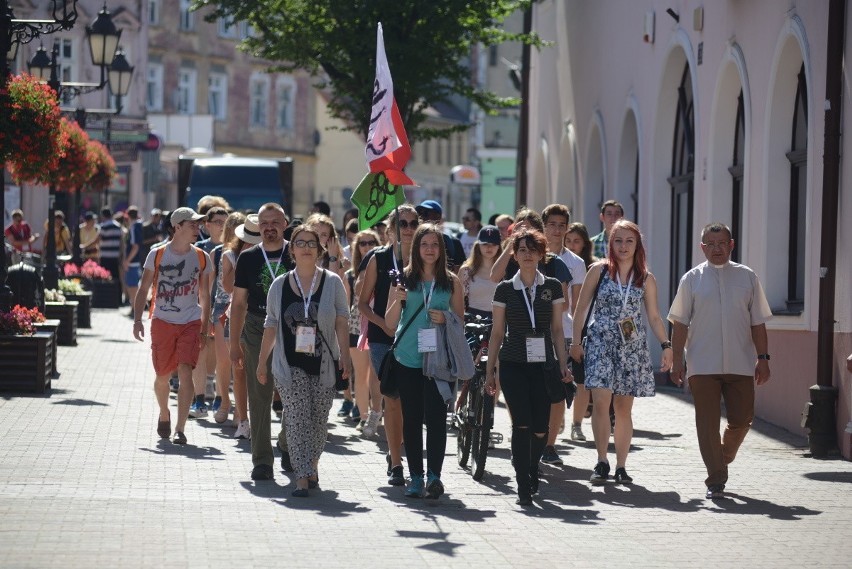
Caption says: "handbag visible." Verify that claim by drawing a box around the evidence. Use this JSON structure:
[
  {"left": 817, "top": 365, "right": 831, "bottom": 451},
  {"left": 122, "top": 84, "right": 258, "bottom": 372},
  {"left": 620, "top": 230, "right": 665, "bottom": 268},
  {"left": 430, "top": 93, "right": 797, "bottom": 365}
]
[
  {"left": 573, "top": 266, "right": 605, "bottom": 383},
  {"left": 543, "top": 351, "right": 576, "bottom": 406},
  {"left": 316, "top": 328, "right": 348, "bottom": 391},
  {"left": 378, "top": 304, "right": 425, "bottom": 398}
]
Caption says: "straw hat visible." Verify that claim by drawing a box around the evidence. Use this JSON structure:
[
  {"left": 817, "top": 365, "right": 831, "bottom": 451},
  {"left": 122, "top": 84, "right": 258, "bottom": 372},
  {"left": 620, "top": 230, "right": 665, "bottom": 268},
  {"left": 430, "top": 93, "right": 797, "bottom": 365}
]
[{"left": 235, "top": 214, "right": 262, "bottom": 245}]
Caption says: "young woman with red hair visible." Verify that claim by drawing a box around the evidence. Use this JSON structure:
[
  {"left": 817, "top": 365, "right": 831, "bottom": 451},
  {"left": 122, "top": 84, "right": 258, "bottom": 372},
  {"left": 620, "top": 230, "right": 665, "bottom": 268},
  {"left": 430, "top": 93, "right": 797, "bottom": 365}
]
[{"left": 570, "top": 220, "right": 672, "bottom": 486}]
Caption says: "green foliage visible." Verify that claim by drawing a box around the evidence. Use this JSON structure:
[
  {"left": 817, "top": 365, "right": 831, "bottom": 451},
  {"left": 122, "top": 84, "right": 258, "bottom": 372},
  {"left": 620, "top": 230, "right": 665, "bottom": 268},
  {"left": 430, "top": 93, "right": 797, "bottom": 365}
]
[{"left": 195, "top": 0, "right": 542, "bottom": 142}]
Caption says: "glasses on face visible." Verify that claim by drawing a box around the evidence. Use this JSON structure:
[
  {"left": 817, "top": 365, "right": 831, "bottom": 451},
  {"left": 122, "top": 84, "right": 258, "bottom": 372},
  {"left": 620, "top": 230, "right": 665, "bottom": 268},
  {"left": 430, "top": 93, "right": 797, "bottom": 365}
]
[
  {"left": 293, "top": 239, "right": 319, "bottom": 249},
  {"left": 207, "top": 219, "right": 225, "bottom": 226},
  {"left": 702, "top": 241, "right": 730, "bottom": 250},
  {"left": 398, "top": 219, "right": 419, "bottom": 230},
  {"left": 358, "top": 240, "right": 378, "bottom": 247}
]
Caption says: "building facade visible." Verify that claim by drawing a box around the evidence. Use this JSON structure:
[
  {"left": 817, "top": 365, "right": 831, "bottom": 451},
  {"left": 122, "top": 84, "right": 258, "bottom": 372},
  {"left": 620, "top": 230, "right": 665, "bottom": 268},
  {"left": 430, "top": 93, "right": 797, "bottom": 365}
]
[{"left": 527, "top": 0, "right": 852, "bottom": 457}]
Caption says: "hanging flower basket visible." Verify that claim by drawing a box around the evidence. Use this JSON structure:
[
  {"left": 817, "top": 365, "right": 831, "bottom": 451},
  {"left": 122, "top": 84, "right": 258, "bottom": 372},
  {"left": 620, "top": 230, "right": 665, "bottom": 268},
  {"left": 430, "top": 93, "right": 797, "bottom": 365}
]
[
  {"left": 1, "top": 73, "right": 67, "bottom": 184},
  {"left": 86, "top": 140, "right": 116, "bottom": 192},
  {"left": 48, "top": 117, "right": 95, "bottom": 192}
]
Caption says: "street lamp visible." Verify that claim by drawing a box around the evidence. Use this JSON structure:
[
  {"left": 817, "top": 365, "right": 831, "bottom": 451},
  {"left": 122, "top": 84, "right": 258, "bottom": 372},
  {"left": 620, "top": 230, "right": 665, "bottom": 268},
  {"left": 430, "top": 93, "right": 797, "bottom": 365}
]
[
  {"left": 107, "top": 47, "right": 133, "bottom": 114},
  {"left": 86, "top": 4, "right": 121, "bottom": 85},
  {"left": 1, "top": 0, "right": 80, "bottom": 311}
]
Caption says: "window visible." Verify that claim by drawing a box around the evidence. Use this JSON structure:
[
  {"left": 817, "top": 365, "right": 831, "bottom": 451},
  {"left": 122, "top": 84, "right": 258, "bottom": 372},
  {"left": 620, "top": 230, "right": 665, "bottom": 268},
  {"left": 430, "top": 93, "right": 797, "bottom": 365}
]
[
  {"left": 148, "top": 0, "right": 160, "bottom": 25},
  {"left": 276, "top": 77, "right": 296, "bottom": 130},
  {"left": 208, "top": 72, "right": 227, "bottom": 120},
  {"left": 249, "top": 75, "right": 269, "bottom": 128},
  {"left": 784, "top": 64, "right": 807, "bottom": 312},
  {"left": 218, "top": 17, "right": 237, "bottom": 39},
  {"left": 728, "top": 90, "right": 745, "bottom": 262},
  {"left": 179, "top": 0, "right": 194, "bottom": 31},
  {"left": 423, "top": 139, "right": 430, "bottom": 164},
  {"left": 177, "top": 68, "right": 197, "bottom": 114},
  {"left": 146, "top": 63, "right": 164, "bottom": 111},
  {"left": 667, "top": 64, "right": 695, "bottom": 300},
  {"left": 240, "top": 22, "right": 256, "bottom": 39}
]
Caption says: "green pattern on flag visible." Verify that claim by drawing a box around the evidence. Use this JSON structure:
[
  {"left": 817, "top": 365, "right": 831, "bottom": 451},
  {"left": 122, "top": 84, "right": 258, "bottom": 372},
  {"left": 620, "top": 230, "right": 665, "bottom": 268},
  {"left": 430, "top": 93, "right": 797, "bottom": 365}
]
[{"left": 351, "top": 171, "right": 405, "bottom": 231}]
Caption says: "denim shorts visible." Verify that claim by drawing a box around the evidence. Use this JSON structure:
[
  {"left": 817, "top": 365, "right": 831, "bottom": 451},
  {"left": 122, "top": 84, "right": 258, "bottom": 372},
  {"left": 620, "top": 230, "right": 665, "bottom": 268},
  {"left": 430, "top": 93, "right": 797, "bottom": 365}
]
[
  {"left": 125, "top": 264, "right": 141, "bottom": 287},
  {"left": 369, "top": 342, "right": 392, "bottom": 376}
]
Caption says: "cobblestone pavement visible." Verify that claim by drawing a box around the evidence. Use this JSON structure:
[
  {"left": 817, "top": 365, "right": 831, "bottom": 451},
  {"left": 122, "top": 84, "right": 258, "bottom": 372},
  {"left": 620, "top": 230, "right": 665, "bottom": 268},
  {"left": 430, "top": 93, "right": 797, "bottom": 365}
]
[{"left": 1, "top": 308, "right": 851, "bottom": 568}]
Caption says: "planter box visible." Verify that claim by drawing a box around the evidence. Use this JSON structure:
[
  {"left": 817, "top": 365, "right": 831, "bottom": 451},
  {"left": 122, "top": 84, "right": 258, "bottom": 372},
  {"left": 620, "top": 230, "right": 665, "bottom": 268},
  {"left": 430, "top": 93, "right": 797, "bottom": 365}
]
[
  {"left": 64, "top": 291, "right": 92, "bottom": 328},
  {"left": 33, "top": 319, "right": 60, "bottom": 377},
  {"left": 43, "top": 301, "right": 78, "bottom": 346},
  {"left": 90, "top": 280, "right": 121, "bottom": 309},
  {"left": 0, "top": 332, "right": 54, "bottom": 393}
]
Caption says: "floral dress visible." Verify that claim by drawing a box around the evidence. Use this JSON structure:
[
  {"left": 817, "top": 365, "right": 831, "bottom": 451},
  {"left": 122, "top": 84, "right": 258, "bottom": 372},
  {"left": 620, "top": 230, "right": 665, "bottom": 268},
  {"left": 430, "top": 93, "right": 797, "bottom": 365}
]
[{"left": 583, "top": 270, "right": 655, "bottom": 397}]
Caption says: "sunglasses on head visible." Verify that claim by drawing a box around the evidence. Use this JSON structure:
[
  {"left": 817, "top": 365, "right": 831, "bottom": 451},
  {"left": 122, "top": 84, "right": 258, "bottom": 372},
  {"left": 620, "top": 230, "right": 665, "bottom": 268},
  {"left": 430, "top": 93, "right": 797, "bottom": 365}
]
[
  {"left": 398, "top": 219, "right": 419, "bottom": 230},
  {"left": 358, "top": 239, "right": 378, "bottom": 247}
]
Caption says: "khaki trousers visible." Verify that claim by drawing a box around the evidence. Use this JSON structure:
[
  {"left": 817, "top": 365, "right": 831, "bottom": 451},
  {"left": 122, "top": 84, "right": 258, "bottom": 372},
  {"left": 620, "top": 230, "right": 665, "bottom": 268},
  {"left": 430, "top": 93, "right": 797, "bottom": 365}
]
[{"left": 688, "top": 374, "right": 754, "bottom": 488}]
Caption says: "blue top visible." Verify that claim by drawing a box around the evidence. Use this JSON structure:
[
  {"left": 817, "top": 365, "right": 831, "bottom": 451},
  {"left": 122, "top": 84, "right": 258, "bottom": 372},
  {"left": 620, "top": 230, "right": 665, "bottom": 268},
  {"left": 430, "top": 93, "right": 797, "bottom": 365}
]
[{"left": 394, "top": 280, "right": 452, "bottom": 369}]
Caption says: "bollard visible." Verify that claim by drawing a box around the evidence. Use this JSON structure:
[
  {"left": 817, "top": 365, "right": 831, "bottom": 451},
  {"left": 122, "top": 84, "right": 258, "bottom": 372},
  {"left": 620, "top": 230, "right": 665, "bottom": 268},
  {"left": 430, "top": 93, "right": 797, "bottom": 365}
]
[{"left": 801, "top": 384, "right": 839, "bottom": 458}]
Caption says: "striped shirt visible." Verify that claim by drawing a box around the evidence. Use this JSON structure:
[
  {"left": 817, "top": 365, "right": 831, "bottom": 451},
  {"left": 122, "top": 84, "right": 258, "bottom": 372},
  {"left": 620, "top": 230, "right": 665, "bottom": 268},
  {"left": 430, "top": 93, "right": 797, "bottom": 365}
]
[{"left": 99, "top": 220, "right": 124, "bottom": 260}]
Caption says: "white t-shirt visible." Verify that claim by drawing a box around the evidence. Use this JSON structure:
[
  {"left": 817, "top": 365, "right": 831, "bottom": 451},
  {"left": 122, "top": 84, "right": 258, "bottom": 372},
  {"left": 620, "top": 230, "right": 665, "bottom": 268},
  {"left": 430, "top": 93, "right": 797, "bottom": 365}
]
[
  {"left": 144, "top": 243, "right": 213, "bottom": 324},
  {"left": 459, "top": 232, "right": 478, "bottom": 258},
  {"left": 557, "top": 248, "right": 587, "bottom": 339}
]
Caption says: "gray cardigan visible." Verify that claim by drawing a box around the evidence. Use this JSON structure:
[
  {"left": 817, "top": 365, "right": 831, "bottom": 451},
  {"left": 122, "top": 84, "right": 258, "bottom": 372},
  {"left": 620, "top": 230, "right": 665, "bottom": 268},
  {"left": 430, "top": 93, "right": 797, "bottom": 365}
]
[
  {"left": 264, "top": 269, "right": 348, "bottom": 390},
  {"left": 423, "top": 310, "right": 476, "bottom": 402}
]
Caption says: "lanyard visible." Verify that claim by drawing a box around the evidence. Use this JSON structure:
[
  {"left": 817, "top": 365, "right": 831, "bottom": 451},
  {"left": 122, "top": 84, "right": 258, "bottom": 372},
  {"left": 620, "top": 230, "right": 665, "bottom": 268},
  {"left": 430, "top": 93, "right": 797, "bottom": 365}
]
[
  {"left": 521, "top": 280, "right": 538, "bottom": 332},
  {"left": 261, "top": 246, "right": 282, "bottom": 280},
  {"left": 293, "top": 268, "right": 320, "bottom": 319},
  {"left": 616, "top": 271, "right": 633, "bottom": 314},
  {"left": 422, "top": 280, "right": 436, "bottom": 311}
]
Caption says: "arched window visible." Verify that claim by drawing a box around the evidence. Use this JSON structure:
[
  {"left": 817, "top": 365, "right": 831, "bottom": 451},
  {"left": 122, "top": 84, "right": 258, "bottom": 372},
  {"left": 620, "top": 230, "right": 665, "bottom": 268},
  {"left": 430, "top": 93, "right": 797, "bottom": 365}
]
[
  {"left": 728, "top": 90, "right": 745, "bottom": 262},
  {"left": 667, "top": 64, "right": 694, "bottom": 298},
  {"left": 784, "top": 64, "right": 807, "bottom": 312}
]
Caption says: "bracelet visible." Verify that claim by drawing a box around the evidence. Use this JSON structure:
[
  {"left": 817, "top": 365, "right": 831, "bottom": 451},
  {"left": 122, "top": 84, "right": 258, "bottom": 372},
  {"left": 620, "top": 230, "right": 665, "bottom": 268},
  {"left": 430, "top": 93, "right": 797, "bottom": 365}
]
[{"left": 661, "top": 341, "right": 672, "bottom": 349}]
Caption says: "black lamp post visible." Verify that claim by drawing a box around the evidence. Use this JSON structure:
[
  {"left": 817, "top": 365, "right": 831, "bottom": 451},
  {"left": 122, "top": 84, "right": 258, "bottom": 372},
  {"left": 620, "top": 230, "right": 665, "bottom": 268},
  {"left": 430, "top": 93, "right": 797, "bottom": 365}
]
[
  {"left": 107, "top": 47, "right": 133, "bottom": 114},
  {"left": 1, "top": 0, "right": 79, "bottom": 311}
]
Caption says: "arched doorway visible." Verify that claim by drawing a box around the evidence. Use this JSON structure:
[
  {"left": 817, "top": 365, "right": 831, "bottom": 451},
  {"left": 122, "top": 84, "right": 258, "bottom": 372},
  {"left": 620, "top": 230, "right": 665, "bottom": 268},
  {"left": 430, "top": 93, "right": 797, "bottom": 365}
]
[{"left": 667, "top": 64, "right": 695, "bottom": 299}]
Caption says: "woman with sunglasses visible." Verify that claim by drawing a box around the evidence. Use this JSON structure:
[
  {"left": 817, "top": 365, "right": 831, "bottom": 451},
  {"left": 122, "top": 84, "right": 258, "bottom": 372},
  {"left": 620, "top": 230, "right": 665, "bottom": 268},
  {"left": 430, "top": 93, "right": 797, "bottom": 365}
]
[
  {"left": 385, "top": 223, "right": 465, "bottom": 499},
  {"left": 358, "top": 204, "right": 419, "bottom": 485},
  {"left": 459, "top": 225, "right": 503, "bottom": 319},
  {"left": 257, "top": 225, "right": 351, "bottom": 497},
  {"left": 345, "top": 229, "right": 383, "bottom": 434}
]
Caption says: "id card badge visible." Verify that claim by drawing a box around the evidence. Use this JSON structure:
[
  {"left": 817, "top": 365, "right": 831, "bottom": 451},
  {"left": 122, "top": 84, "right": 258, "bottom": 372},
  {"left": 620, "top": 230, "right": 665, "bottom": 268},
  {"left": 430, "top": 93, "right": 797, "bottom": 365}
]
[
  {"left": 418, "top": 328, "right": 438, "bottom": 353},
  {"left": 618, "top": 317, "right": 638, "bottom": 343},
  {"left": 526, "top": 335, "right": 546, "bottom": 362},
  {"left": 295, "top": 325, "right": 317, "bottom": 353}
]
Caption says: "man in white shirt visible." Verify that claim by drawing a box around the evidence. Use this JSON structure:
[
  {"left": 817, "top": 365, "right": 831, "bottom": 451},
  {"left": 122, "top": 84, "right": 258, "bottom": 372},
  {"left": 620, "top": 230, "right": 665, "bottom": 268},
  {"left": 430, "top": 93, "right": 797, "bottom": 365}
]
[{"left": 668, "top": 222, "right": 772, "bottom": 500}]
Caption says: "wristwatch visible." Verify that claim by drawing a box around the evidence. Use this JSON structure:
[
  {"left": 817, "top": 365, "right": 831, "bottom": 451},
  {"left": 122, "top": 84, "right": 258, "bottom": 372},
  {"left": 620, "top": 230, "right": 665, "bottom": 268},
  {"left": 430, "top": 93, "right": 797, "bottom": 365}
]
[
  {"left": 757, "top": 353, "right": 771, "bottom": 360},
  {"left": 328, "top": 255, "right": 338, "bottom": 262}
]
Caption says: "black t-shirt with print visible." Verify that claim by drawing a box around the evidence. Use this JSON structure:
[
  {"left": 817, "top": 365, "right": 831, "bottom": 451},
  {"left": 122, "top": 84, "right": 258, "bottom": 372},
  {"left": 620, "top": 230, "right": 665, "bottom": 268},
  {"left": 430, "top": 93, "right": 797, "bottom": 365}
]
[
  {"left": 234, "top": 243, "right": 295, "bottom": 316},
  {"left": 493, "top": 277, "right": 564, "bottom": 364},
  {"left": 362, "top": 245, "right": 402, "bottom": 345},
  {"left": 280, "top": 272, "right": 326, "bottom": 375}
]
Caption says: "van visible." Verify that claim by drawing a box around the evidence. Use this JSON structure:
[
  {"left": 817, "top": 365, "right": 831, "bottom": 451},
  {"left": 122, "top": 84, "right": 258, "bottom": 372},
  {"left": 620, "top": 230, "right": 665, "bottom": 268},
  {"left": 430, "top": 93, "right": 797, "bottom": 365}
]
[{"left": 178, "top": 155, "right": 293, "bottom": 213}]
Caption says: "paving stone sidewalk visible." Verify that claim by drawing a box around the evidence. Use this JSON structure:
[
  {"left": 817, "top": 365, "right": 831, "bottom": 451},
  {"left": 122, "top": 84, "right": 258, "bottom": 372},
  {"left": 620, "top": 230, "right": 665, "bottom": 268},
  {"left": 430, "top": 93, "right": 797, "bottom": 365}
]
[{"left": 1, "top": 307, "right": 850, "bottom": 568}]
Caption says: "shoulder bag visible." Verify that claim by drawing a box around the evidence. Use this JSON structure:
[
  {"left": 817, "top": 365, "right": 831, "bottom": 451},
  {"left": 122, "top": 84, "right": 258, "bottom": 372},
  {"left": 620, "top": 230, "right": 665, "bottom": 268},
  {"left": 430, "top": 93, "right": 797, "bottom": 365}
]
[{"left": 378, "top": 303, "right": 425, "bottom": 398}]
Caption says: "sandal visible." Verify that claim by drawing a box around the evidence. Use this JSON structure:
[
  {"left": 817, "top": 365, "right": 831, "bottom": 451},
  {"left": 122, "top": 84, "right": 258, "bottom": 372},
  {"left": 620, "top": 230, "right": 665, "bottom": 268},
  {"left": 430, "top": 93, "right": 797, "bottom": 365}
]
[
  {"left": 172, "top": 431, "right": 187, "bottom": 445},
  {"left": 291, "top": 488, "right": 309, "bottom": 497},
  {"left": 157, "top": 413, "right": 171, "bottom": 439}
]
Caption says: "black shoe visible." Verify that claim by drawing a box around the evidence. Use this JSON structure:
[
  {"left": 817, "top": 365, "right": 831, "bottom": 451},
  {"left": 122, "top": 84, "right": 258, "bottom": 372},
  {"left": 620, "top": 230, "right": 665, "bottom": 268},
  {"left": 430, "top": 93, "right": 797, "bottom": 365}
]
[
  {"left": 291, "top": 488, "right": 309, "bottom": 497},
  {"left": 540, "top": 445, "right": 563, "bottom": 465},
  {"left": 614, "top": 467, "right": 633, "bottom": 484},
  {"left": 386, "top": 452, "right": 392, "bottom": 476},
  {"left": 272, "top": 400, "right": 283, "bottom": 416},
  {"left": 705, "top": 484, "right": 725, "bottom": 499},
  {"left": 388, "top": 465, "right": 405, "bottom": 486},
  {"left": 530, "top": 470, "right": 540, "bottom": 495},
  {"left": 516, "top": 491, "right": 533, "bottom": 506},
  {"left": 279, "top": 446, "right": 294, "bottom": 473},
  {"left": 251, "top": 464, "right": 274, "bottom": 480},
  {"left": 590, "top": 461, "right": 610, "bottom": 485}
]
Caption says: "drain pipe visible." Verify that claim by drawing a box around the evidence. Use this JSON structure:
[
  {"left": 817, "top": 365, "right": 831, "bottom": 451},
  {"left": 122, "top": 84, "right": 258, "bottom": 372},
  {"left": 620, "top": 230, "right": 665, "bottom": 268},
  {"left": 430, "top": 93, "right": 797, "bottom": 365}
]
[{"left": 803, "top": 0, "right": 845, "bottom": 457}]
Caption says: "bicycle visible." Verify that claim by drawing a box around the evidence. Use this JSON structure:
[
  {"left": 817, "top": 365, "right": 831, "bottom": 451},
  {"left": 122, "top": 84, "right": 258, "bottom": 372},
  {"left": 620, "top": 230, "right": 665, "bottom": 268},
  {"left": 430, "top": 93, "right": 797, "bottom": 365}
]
[{"left": 455, "top": 314, "right": 502, "bottom": 480}]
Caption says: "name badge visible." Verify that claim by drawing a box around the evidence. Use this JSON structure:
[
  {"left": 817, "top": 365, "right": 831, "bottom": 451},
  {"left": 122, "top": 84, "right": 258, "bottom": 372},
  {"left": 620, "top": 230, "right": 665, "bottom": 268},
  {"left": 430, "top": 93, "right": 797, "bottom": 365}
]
[
  {"left": 295, "top": 325, "right": 317, "bottom": 354},
  {"left": 418, "top": 328, "right": 438, "bottom": 353},
  {"left": 618, "top": 317, "right": 638, "bottom": 344},
  {"left": 526, "top": 336, "right": 546, "bottom": 362}
]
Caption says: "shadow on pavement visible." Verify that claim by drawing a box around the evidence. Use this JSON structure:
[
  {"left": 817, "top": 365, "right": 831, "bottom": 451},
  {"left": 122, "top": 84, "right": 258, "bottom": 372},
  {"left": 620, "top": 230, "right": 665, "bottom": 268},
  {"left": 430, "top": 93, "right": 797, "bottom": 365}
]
[
  {"left": 706, "top": 492, "right": 822, "bottom": 520},
  {"left": 51, "top": 398, "right": 109, "bottom": 406},
  {"left": 377, "top": 487, "right": 498, "bottom": 523},
  {"left": 633, "top": 429, "right": 684, "bottom": 441},
  {"left": 138, "top": 440, "right": 226, "bottom": 460},
  {"left": 802, "top": 471, "right": 852, "bottom": 484},
  {"left": 243, "top": 482, "right": 372, "bottom": 517},
  {"left": 396, "top": 529, "right": 465, "bottom": 557}
]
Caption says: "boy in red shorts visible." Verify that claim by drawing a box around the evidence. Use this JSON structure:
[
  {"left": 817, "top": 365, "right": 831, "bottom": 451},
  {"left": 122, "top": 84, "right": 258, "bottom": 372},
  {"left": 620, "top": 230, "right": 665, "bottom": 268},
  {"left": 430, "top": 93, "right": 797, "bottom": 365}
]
[{"left": 132, "top": 207, "right": 213, "bottom": 444}]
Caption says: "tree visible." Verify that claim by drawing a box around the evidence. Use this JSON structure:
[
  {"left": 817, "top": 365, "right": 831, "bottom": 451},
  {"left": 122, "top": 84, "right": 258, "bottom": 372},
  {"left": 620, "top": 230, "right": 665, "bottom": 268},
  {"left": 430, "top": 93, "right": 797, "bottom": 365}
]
[{"left": 196, "top": 0, "right": 542, "bottom": 142}]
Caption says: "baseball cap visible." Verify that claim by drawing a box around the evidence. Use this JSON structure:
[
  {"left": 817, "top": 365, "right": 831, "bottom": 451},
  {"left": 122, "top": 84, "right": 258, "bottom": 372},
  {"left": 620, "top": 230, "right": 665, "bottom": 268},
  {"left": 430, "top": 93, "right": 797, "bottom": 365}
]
[
  {"left": 150, "top": 208, "right": 162, "bottom": 216},
  {"left": 477, "top": 225, "right": 501, "bottom": 246},
  {"left": 416, "top": 200, "right": 443, "bottom": 217},
  {"left": 235, "top": 214, "right": 262, "bottom": 245},
  {"left": 170, "top": 207, "right": 205, "bottom": 225}
]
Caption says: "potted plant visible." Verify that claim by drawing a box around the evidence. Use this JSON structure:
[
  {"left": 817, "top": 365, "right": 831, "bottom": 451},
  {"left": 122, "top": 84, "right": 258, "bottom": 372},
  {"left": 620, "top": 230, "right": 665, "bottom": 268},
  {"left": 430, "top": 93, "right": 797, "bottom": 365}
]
[
  {"left": 63, "top": 259, "right": 119, "bottom": 309},
  {"left": 58, "top": 278, "right": 92, "bottom": 328},
  {"left": 0, "top": 305, "right": 55, "bottom": 393},
  {"left": 44, "top": 289, "right": 78, "bottom": 346},
  {"left": 20, "top": 306, "right": 60, "bottom": 377}
]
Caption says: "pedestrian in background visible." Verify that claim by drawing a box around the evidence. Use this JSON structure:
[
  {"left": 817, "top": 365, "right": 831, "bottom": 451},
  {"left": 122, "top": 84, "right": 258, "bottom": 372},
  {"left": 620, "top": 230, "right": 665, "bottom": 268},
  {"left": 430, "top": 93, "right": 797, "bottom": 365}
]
[
  {"left": 459, "top": 225, "right": 502, "bottom": 319},
  {"left": 589, "top": 200, "right": 624, "bottom": 259},
  {"left": 99, "top": 207, "right": 124, "bottom": 306},
  {"left": 571, "top": 220, "right": 672, "bottom": 486},
  {"left": 257, "top": 224, "right": 351, "bottom": 497},
  {"left": 43, "top": 211, "right": 72, "bottom": 256},
  {"left": 486, "top": 229, "right": 571, "bottom": 505},
  {"left": 79, "top": 211, "right": 100, "bottom": 261},
  {"left": 668, "top": 222, "right": 772, "bottom": 500},
  {"left": 385, "top": 223, "right": 464, "bottom": 500}
]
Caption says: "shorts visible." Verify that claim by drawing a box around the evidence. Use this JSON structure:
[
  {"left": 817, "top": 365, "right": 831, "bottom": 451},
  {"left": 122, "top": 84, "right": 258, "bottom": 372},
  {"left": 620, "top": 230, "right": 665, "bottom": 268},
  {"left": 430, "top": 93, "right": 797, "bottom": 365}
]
[
  {"left": 369, "top": 342, "right": 392, "bottom": 377},
  {"left": 150, "top": 318, "right": 202, "bottom": 376},
  {"left": 349, "top": 333, "right": 359, "bottom": 348},
  {"left": 125, "top": 264, "right": 141, "bottom": 287}
]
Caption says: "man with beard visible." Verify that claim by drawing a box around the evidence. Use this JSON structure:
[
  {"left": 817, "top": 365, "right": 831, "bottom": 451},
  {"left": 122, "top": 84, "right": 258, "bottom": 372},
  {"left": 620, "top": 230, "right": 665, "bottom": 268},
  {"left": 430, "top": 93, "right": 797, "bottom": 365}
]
[{"left": 230, "top": 203, "right": 295, "bottom": 480}]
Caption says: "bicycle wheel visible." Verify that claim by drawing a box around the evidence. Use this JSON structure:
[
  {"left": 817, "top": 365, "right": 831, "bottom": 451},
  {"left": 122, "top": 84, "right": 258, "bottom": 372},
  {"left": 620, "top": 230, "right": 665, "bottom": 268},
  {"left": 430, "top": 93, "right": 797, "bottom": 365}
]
[
  {"left": 470, "top": 388, "right": 493, "bottom": 481},
  {"left": 456, "top": 390, "right": 472, "bottom": 468}
]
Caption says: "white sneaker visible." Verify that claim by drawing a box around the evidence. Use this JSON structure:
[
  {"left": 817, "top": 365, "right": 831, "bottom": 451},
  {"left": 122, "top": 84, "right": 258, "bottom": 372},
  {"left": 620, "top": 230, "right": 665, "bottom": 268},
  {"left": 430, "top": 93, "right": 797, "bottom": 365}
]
[
  {"left": 235, "top": 420, "right": 251, "bottom": 439},
  {"left": 571, "top": 423, "right": 587, "bottom": 441},
  {"left": 362, "top": 410, "right": 382, "bottom": 438}
]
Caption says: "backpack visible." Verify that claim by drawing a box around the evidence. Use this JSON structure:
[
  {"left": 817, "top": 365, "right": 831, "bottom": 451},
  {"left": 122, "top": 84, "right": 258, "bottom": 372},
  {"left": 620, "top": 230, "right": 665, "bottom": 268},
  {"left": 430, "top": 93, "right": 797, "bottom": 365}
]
[{"left": 149, "top": 245, "right": 207, "bottom": 318}]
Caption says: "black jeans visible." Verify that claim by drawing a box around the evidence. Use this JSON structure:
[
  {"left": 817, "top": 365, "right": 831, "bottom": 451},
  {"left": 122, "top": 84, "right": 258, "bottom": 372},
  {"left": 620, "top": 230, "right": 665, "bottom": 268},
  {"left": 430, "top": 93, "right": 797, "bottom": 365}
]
[{"left": 396, "top": 362, "right": 447, "bottom": 478}]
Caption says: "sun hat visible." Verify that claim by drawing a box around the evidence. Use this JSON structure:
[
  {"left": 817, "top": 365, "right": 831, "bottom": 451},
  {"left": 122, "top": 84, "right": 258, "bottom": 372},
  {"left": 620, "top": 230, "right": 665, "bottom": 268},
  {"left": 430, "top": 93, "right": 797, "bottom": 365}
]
[{"left": 235, "top": 214, "right": 262, "bottom": 245}]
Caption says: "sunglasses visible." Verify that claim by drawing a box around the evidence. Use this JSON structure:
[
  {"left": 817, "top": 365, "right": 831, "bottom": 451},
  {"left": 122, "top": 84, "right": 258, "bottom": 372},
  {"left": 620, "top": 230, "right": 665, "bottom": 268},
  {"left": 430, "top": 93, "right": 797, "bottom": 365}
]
[
  {"left": 293, "top": 240, "right": 319, "bottom": 249},
  {"left": 358, "top": 240, "right": 378, "bottom": 247},
  {"left": 398, "top": 219, "right": 419, "bottom": 230}
]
